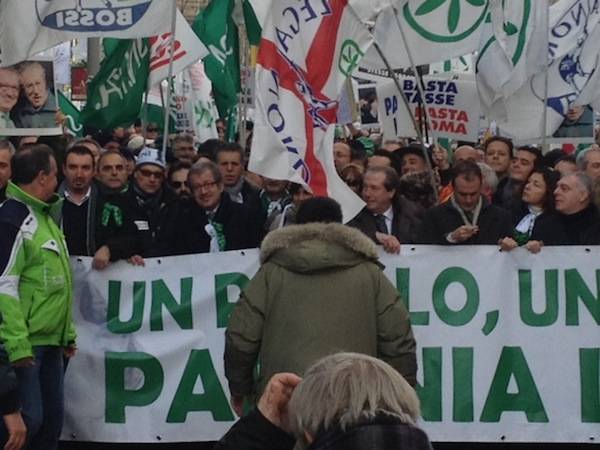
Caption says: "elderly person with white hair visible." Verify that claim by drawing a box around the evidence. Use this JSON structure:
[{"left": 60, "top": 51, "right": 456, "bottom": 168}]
[{"left": 215, "top": 352, "right": 432, "bottom": 450}]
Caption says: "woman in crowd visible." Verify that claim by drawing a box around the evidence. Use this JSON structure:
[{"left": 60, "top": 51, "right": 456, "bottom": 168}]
[
  {"left": 215, "top": 352, "right": 431, "bottom": 450},
  {"left": 499, "top": 168, "right": 566, "bottom": 253},
  {"left": 269, "top": 183, "right": 313, "bottom": 230}
]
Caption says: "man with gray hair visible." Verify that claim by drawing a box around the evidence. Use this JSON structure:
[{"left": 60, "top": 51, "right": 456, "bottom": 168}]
[
  {"left": 554, "top": 172, "right": 600, "bottom": 244},
  {"left": 0, "top": 140, "right": 14, "bottom": 203},
  {"left": 217, "top": 353, "right": 430, "bottom": 450},
  {"left": 14, "top": 62, "right": 57, "bottom": 129},
  {"left": 576, "top": 145, "right": 600, "bottom": 182},
  {"left": 171, "top": 133, "right": 197, "bottom": 165},
  {"left": 0, "top": 68, "right": 20, "bottom": 129}
]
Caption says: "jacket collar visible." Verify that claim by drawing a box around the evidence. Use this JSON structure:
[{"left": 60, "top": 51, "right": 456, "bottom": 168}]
[
  {"left": 260, "top": 222, "right": 379, "bottom": 264},
  {"left": 7, "top": 181, "right": 60, "bottom": 214}
]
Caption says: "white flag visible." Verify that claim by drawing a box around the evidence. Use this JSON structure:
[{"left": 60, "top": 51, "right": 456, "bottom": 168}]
[
  {"left": 249, "top": 0, "right": 374, "bottom": 222},
  {"left": 147, "top": 11, "right": 209, "bottom": 87},
  {"left": 358, "top": 0, "right": 490, "bottom": 75},
  {"left": 182, "top": 62, "right": 219, "bottom": 141},
  {"left": 489, "top": 0, "right": 600, "bottom": 140},
  {"left": 476, "top": 0, "right": 548, "bottom": 116},
  {"left": 0, "top": 0, "right": 176, "bottom": 67}
]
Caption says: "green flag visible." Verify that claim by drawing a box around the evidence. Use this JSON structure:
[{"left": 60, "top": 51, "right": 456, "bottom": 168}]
[
  {"left": 242, "top": 1, "right": 262, "bottom": 46},
  {"left": 81, "top": 39, "right": 150, "bottom": 130},
  {"left": 58, "top": 91, "right": 83, "bottom": 138},
  {"left": 192, "top": 0, "right": 240, "bottom": 124}
]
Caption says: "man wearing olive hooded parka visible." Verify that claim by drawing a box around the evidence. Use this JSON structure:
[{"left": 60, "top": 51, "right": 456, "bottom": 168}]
[{"left": 224, "top": 197, "right": 417, "bottom": 415}]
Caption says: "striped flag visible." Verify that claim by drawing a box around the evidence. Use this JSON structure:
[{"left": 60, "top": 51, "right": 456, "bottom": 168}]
[{"left": 249, "top": 0, "right": 373, "bottom": 222}]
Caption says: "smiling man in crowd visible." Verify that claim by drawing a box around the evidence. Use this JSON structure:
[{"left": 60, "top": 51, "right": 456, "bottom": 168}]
[
  {"left": 14, "top": 62, "right": 58, "bottom": 129},
  {"left": 0, "top": 68, "right": 20, "bottom": 129}
]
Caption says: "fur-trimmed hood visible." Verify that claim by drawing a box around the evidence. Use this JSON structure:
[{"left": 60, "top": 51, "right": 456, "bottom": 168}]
[{"left": 260, "top": 222, "right": 381, "bottom": 273}]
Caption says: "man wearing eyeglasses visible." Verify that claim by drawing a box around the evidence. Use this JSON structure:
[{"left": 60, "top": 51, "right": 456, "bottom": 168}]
[
  {"left": 123, "top": 147, "right": 178, "bottom": 260},
  {"left": 168, "top": 161, "right": 261, "bottom": 254},
  {"left": 0, "top": 67, "right": 20, "bottom": 130}
]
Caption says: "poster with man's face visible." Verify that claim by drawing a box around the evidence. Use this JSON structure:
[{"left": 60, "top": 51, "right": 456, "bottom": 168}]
[
  {"left": 0, "top": 58, "right": 61, "bottom": 136},
  {"left": 551, "top": 104, "right": 596, "bottom": 144}
]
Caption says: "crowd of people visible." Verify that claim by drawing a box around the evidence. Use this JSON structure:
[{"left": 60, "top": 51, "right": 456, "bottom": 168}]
[
  {"left": 2, "top": 129, "right": 598, "bottom": 271},
  {"left": 2, "top": 122, "right": 600, "bottom": 450}
]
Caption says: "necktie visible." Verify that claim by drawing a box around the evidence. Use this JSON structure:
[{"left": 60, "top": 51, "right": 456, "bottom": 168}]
[{"left": 374, "top": 214, "right": 388, "bottom": 234}]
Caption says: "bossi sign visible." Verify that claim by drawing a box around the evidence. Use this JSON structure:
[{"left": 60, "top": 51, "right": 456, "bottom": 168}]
[
  {"left": 35, "top": 0, "right": 153, "bottom": 32},
  {"left": 377, "top": 75, "right": 481, "bottom": 142}
]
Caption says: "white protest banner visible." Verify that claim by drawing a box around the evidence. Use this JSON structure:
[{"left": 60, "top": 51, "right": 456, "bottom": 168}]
[
  {"left": 63, "top": 246, "right": 599, "bottom": 443},
  {"left": 0, "top": 1, "right": 176, "bottom": 68},
  {"left": 147, "top": 10, "right": 209, "bottom": 87},
  {"left": 359, "top": 1, "right": 489, "bottom": 76},
  {"left": 0, "top": 58, "right": 62, "bottom": 136},
  {"left": 377, "top": 75, "right": 480, "bottom": 141},
  {"left": 249, "top": 0, "right": 372, "bottom": 223}
]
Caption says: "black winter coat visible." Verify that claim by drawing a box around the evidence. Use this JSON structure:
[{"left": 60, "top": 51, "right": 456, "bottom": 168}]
[
  {"left": 348, "top": 197, "right": 424, "bottom": 244},
  {"left": 214, "top": 410, "right": 432, "bottom": 450},
  {"left": 511, "top": 207, "right": 568, "bottom": 245},
  {"left": 170, "top": 193, "right": 262, "bottom": 255},
  {"left": 417, "top": 198, "right": 513, "bottom": 245}
]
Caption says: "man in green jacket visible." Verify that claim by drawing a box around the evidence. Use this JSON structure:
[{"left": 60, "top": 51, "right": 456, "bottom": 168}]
[
  {"left": 0, "top": 144, "right": 75, "bottom": 450},
  {"left": 224, "top": 197, "right": 417, "bottom": 416}
]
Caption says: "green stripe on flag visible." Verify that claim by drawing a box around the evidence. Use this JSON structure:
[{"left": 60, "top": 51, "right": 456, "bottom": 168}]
[
  {"left": 243, "top": 0, "right": 262, "bottom": 46},
  {"left": 58, "top": 91, "right": 83, "bottom": 137},
  {"left": 192, "top": 0, "right": 240, "bottom": 123},
  {"left": 81, "top": 39, "right": 150, "bottom": 130}
]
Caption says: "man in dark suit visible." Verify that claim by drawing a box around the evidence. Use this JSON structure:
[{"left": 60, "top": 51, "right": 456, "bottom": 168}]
[
  {"left": 172, "top": 161, "right": 262, "bottom": 254},
  {"left": 348, "top": 166, "right": 423, "bottom": 253},
  {"left": 418, "top": 160, "right": 513, "bottom": 245}
]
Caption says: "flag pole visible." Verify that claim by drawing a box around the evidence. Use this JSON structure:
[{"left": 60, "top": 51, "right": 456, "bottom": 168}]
[
  {"left": 541, "top": 0, "right": 551, "bottom": 151},
  {"left": 142, "top": 87, "right": 149, "bottom": 143},
  {"left": 391, "top": 7, "right": 436, "bottom": 146},
  {"left": 161, "top": 1, "right": 178, "bottom": 160},
  {"left": 391, "top": 7, "right": 439, "bottom": 200},
  {"left": 371, "top": 43, "right": 423, "bottom": 142}
]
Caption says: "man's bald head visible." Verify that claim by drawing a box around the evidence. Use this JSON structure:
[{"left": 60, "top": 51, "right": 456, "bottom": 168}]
[{"left": 454, "top": 145, "right": 478, "bottom": 163}]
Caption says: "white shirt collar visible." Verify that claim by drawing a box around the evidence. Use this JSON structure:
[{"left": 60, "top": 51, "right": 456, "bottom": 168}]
[
  {"left": 64, "top": 186, "right": 91, "bottom": 206},
  {"left": 382, "top": 206, "right": 394, "bottom": 223}
]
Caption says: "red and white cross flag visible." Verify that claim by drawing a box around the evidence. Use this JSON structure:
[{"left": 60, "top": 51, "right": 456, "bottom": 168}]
[
  {"left": 249, "top": 0, "right": 372, "bottom": 222},
  {"left": 147, "top": 10, "right": 208, "bottom": 87}
]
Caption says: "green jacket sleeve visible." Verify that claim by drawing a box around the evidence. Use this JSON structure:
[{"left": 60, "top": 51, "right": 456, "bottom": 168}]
[
  {"left": 0, "top": 222, "right": 32, "bottom": 362},
  {"left": 375, "top": 270, "right": 418, "bottom": 387},
  {"left": 224, "top": 265, "right": 270, "bottom": 397}
]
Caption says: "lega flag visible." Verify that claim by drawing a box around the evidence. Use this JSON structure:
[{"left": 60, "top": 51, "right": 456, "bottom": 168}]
[
  {"left": 358, "top": 0, "right": 490, "bottom": 75},
  {"left": 476, "top": 0, "right": 548, "bottom": 117},
  {"left": 249, "top": 0, "right": 373, "bottom": 222},
  {"left": 147, "top": 10, "right": 208, "bottom": 87},
  {"left": 0, "top": 0, "right": 176, "bottom": 67},
  {"left": 488, "top": 0, "right": 600, "bottom": 140},
  {"left": 81, "top": 39, "right": 150, "bottom": 130},
  {"left": 170, "top": 63, "right": 219, "bottom": 141}
]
